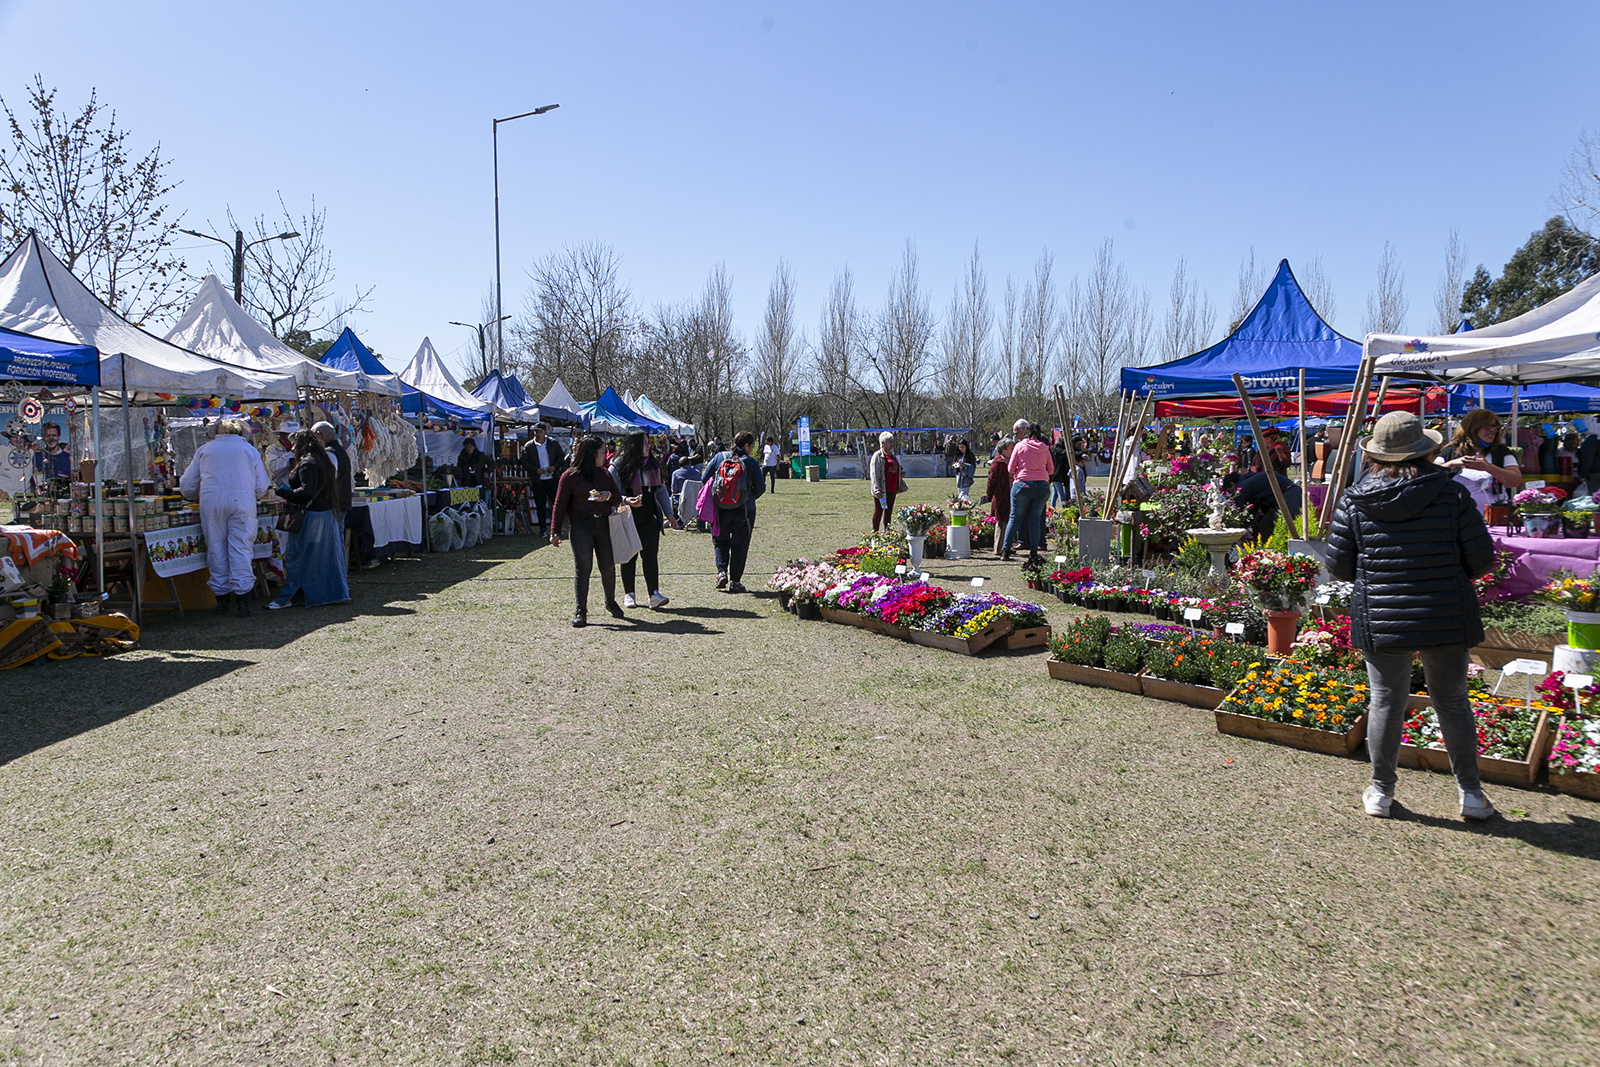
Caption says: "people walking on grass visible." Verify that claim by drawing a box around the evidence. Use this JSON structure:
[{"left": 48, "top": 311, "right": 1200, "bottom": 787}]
[
  {"left": 268, "top": 430, "right": 351, "bottom": 610},
  {"left": 985, "top": 437, "right": 1014, "bottom": 554},
  {"left": 1001, "top": 418, "right": 1053, "bottom": 562},
  {"left": 761, "top": 435, "right": 781, "bottom": 493},
  {"left": 1326, "top": 411, "right": 1497, "bottom": 822},
  {"left": 550, "top": 435, "right": 625, "bottom": 627},
  {"left": 700, "top": 431, "right": 764, "bottom": 593},
  {"left": 520, "top": 422, "right": 567, "bottom": 538},
  {"left": 180, "top": 419, "right": 270, "bottom": 617},
  {"left": 954, "top": 440, "right": 975, "bottom": 498},
  {"left": 868, "top": 431, "right": 903, "bottom": 533},
  {"left": 611, "top": 431, "right": 679, "bottom": 609}
]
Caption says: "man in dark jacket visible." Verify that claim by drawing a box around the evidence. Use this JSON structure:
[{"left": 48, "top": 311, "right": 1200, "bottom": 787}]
[
  {"left": 1233, "top": 453, "right": 1302, "bottom": 537},
  {"left": 1326, "top": 411, "right": 1497, "bottom": 822},
  {"left": 520, "top": 423, "right": 568, "bottom": 537}
]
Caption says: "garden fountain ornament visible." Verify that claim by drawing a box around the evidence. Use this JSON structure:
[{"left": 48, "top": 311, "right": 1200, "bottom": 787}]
[{"left": 1185, "top": 477, "right": 1249, "bottom": 576}]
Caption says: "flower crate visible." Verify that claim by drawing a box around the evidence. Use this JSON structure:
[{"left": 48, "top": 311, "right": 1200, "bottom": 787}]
[
  {"left": 860, "top": 616, "right": 913, "bottom": 640},
  {"left": 1403, "top": 705, "right": 1554, "bottom": 787},
  {"left": 1140, "top": 675, "right": 1228, "bottom": 710},
  {"left": 1549, "top": 767, "right": 1600, "bottom": 800},
  {"left": 1480, "top": 627, "right": 1560, "bottom": 654},
  {"left": 909, "top": 615, "right": 1013, "bottom": 655},
  {"left": 1046, "top": 660, "right": 1144, "bottom": 694},
  {"left": 1005, "top": 625, "right": 1052, "bottom": 650},
  {"left": 819, "top": 606, "right": 863, "bottom": 627},
  {"left": 1214, "top": 709, "right": 1369, "bottom": 755}
]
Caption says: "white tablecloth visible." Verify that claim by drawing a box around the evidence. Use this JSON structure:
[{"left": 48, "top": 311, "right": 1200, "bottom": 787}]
[{"left": 357, "top": 495, "right": 423, "bottom": 548}]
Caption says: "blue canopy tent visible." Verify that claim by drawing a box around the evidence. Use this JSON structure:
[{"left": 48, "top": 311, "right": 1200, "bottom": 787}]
[
  {"left": 1120, "top": 260, "right": 1363, "bottom": 401},
  {"left": 581, "top": 386, "right": 669, "bottom": 433},
  {"left": 1448, "top": 383, "right": 1600, "bottom": 415},
  {"left": 319, "top": 328, "right": 486, "bottom": 425},
  {"left": 470, "top": 370, "right": 584, "bottom": 427},
  {"left": 0, "top": 326, "right": 99, "bottom": 385}
]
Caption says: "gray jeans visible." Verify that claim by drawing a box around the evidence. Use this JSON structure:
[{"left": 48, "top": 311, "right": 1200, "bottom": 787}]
[{"left": 1364, "top": 645, "right": 1481, "bottom": 794}]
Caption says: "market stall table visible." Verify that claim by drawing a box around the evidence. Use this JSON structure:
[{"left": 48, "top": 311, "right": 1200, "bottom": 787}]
[
  {"left": 130, "top": 518, "right": 286, "bottom": 615},
  {"left": 1490, "top": 532, "right": 1600, "bottom": 599},
  {"left": 351, "top": 495, "right": 423, "bottom": 557}
]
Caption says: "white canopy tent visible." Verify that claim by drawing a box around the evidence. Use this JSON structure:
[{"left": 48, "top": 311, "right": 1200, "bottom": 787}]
[
  {"left": 1371, "top": 271, "right": 1600, "bottom": 384},
  {"left": 400, "top": 337, "right": 497, "bottom": 414},
  {"left": 165, "top": 275, "right": 401, "bottom": 395},
  {"left": 540, "top": 377, "right": 584, "bottom": 416},
  {"left": 633, "top": 393, "right": 695, "bottom": 434},
  {"left": 0, "top": 235, "right": 298, "bottom": 400}
]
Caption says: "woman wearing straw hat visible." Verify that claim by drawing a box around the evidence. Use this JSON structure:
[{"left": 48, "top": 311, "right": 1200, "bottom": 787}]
[{"left": 1326, "top": 411, "right": 1497, "bottom": 821}]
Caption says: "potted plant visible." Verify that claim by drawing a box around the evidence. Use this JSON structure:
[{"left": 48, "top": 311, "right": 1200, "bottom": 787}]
[
  {"left": 1232, "top": 547, "right": 1320, "bottom": 654},
  {"left": 899, "top": 504, "right": 944, "bottom": 570},
  {"left": 1019, "top": 557, "right": 1048, "bottom": 590},
  {"left": 1514, "top": 485, "right": 1567, "bottom": 537},
  {"left": 1532, "top": 569, "right": 1600, "bottom": 650},
  {"left": 1045, "top": 616, "right": 1144, "bottom": 692}
]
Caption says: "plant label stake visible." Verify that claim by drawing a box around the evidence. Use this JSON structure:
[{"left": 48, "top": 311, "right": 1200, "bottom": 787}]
[
  {"left": 895, "top": 565, "right": 906, "bottom": 576},
  {"left": 1316, "top": 593, "right": 1331, "bottom": 605},
  {"left": 1225, "top": 622, "right": 1245, "bottom": 637},
  {"left": 1565, "top": 672, "right": 1594, "bottom": 715},
  {"left": 1184, "top": 606, "right": 1203, "bottom": 633},
  {"left": 1055, "top": 555, "right": 1067, "bottom": 564},
  {"left": 1141, "top": 569, "right": 1155, "bottom": 582},
  {"left": 971, "top": 577, "right": 984, "bottom": 588},
  {"left": 1502, "top": 658, "right": 1548, "bottom": 712}
]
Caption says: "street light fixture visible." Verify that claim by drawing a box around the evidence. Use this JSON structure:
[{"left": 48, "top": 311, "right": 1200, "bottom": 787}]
[
  {"left": 449, "top": 316, "right": 511, "bottom": 376},
  {"left": 179, "top": 227, "right": 300, "bottom": 305},
  {"left": 493, "top": 103, "right": 559, "bottom": 375}
]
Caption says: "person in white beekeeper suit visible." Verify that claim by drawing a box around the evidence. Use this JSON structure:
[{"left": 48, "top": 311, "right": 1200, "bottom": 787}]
[{"left": 179, "top": 419, "right": 271, "bottom": 616}]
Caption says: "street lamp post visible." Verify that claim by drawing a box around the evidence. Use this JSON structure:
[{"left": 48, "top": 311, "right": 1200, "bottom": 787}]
[
  {"left": 449, "top": 316, "right": 511, "bottom": 379},
  {"left": 178, "top": 227, "right": 300, "bottom": 305},
  {"left": 493, "top": 104, "right": 559, "bottom": 375}
]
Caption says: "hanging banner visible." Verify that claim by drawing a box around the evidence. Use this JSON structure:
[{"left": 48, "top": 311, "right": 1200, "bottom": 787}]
[
  {"left": 797, "top": 416, "right": 811, "bottom": 456},
  {"left": 143, "top": 518, "right": 284, "bottom": 578}
]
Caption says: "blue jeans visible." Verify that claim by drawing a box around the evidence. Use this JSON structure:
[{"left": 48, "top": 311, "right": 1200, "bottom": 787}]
[
  {"left": 1049, "top": 480, "right": 1069, "bottom": 507},
  {"left": 1004, "top": 480, "right": 1049, "bottom": 553}
]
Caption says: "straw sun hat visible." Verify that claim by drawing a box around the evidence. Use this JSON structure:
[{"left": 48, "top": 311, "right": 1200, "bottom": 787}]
[{"left": 1360, "top": 411, "right": 1443, "bottom": 462}]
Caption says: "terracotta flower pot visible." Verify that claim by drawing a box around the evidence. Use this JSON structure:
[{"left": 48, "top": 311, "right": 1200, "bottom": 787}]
[{"left": 1264, "top": 609, "right": 1301, "bottom": 655}]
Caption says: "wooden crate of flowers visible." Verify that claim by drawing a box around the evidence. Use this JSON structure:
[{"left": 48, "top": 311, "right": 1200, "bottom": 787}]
[
  {"left": 1138, "top": 631, "right": 1259, "bottom": 710},
  {"left": 1548, "top": 713, "right": 1600, "bottom": 800},
  {"left": 1399, "top": 695, "right": 1554, "bottom": 787},
  {"left": 1213, "top": 662, "right": 1369, "bottom": 756},
  {"left": 1045, "top": 616, "right": 1146, "bottom": 694}
]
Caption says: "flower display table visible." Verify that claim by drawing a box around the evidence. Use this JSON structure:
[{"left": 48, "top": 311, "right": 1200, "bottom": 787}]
[{"left": 1488, "top": 533, "right": 1600, "bottom": 599}]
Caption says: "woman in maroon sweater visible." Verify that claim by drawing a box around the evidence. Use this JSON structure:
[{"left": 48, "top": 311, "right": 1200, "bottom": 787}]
[
  {"left": 985, "top": 438, "right": 1014, "bottom": 557},
  {"left": 550, "top": 435, "right": 626, "bottom": 627}
]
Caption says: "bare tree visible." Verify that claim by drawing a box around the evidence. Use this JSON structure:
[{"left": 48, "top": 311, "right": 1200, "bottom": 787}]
[
  {"left": 196, "top": 195, "right": 375, "bottom": 344},
  {"left": 514, "top": 240, "right": 636, "bottom": 400},
  {"left": 0, "top": 75, "right": 187, "bottom": 324},
  {"left": 1432, "top": 228, "right": 1469, "bottom": 334},
  {"left": 1362, "top": 241, "right": 1409, "bottom": 335},
  {"left": 998, "top": 277, "right": 1020, "bottom": 403},
  {"left": 811, "top": 267, "right": 864, "bottom": 432},
  {"left": 1159, "top": 256, "right": 1216, "bottom": 362},
  {"left": 1014, "top": 250, "right": 1058, "bottom": 420},
  {"left": 750, "top": 259, "right": 800, "bottom": 438},
  {"left": 635, "top": 265, "right": 745, "bottom": 439},
  {"left": 1555, "top": 127, "right": 1600, "bottom": 235},
  {"left": 1227, "top": 247, "right": 1268, "bottom": 332},
  {"left": 1298, "top": 255, "right": 1338, "bottom": 326},
  {"left": 937, "top": 242, "right": 993, "bottom": 433},
  {"left": 861, "top": 242, "right": 936, "bottom": 430},
  {"left": 1062, "top": 240, "right": 1147, "bottom": 425}
]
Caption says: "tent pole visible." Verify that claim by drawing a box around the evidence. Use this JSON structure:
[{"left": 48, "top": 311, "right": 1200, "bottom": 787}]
[
  {"left": 1297, "top": 369, "right": 1309, "bottom": 539},
  {"left": 1319, "top": 355, "right": 1375, "bottom": 537},
  {"left": 1510, "top": 385, "right": 1520, "bottom": 462},
  {"left": 1103, "top": 390, "right": 1133, "bottom": 519},
  {"left": 419, "top": 423, "right": 430, "bottom": 553},
  {"left": 92, "top": 387, "right": 104, "bottom": 597},
  {"left": 1053, "top": 385, "right": 1081, "bottom": 504},
  {"left": 1232, "top": 375, "right": 1295, "bottom": 538},
  {"left": 1353, "top": 376, "right": 1391, "bottom": 483},
  {"left": 119, "top": 356, "right": 142, "bottom": 625}
]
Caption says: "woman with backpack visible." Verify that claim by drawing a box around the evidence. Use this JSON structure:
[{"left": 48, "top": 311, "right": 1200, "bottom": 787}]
[
  {"left": 550, "top": 435, "right": 626, "bottom": 627},
  {"left": 610, "top": 431, "right": 678, "bottom": 609},
  {"left": 1327, "top": 412, "right": 1497, "bottom": 821},
  {"left": 699, "top": 431, "right": 763, "bottom": 593},
  {"left": 1435, "top": 408, "right": 1523, "bottom": 516},
  {"left": 868, "top": 431, "right": 902, "bottom": 533}
]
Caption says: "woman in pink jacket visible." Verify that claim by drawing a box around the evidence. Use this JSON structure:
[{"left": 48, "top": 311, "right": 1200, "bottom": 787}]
[{"left": 1001, "top": 420, "right": 1053, "bottom": 562}]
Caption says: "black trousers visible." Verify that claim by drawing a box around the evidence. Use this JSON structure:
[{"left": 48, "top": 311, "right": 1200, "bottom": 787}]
[
  {"left": 713, "top": 507, "right": 751, "bottom": 583},
  {"left": 765, "top": 465, "right": 778, "bottom": 491},
  {"left": 620, "top": 504, "right": 662, "bottom": 596},
  {"left": 531, "top": 478, "right": 558, "bottom": 532},
  {"left": 568, "top": 515, "right": 615, "bottom": 612}
]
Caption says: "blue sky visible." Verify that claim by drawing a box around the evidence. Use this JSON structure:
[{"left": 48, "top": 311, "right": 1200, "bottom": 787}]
[{"left": 2, "top": 0, "right": 1596, "bottom": 381}]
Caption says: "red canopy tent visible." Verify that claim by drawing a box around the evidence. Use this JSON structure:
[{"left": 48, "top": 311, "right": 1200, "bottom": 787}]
[{"left": 1154, "top": 386, "right": 1448, "bottom": 420}]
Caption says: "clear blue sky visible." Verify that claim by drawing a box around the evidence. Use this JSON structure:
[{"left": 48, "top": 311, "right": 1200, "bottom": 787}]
[{"left": 2, "top": 0, "right": 1596, "bottom": 382}]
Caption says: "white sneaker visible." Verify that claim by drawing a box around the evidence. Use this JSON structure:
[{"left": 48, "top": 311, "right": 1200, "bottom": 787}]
[
  {"left": 622, "top": 593, "right": 637, "bottom": 609},
  {"left": 648, "top": 591, "right": 669, "bottom": 608},
  {"left": 1460, "top": 789, "right": 1496, "bottom": 821},
  {"left": 1362, "top": 785, "right": 1393, "bottom": 818}
]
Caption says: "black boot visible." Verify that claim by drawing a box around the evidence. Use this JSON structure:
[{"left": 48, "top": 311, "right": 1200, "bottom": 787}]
[
  {"left": 235, "top": 594, "right": 251, "bottom": 617},
  {"left": 572, "top": 610, "right": 588, "bottom": 627},
  {"left": 216, "top": 593, "right": 233, "bottom": 616},
  {"left": 605, "top": 600, "right": 626, "bottom": 619}
]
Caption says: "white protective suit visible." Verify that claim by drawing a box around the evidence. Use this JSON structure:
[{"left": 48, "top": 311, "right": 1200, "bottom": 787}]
[{"left": 179, "top": 434, "right": 271, "bottom": 597}]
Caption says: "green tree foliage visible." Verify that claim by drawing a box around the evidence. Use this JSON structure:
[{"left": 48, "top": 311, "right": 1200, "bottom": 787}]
[
  {"left": 282, "top": 329, "right": 335, "bottom": 360},
  {"left": 1460, "top": 217, "right": 1600, "bottom": 327},
  {"left": 0, "top": 76, "right": 187, "bottom": 324}
]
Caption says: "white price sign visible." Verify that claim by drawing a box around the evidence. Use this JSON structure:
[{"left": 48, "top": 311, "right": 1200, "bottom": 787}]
[
  {"left": 1564, "top": 673, "right": 1594, "bottom": 690},
  {"left": 971, "top": 577, "right": 985, "bottom": 587},
  {"left": 1141, "top": 569, "right": 1155, "bottom": 581},
  {"left": 1055, "top": 555, "right": 1067, "bottom": 564},
  {"left": 1316, "top": 593, "right": 1331, "bottom": 605},
  {"left": 895, "top": 565, "right": 906, "bottom": 575},
  {"left": 1225, "top": 622, "right": 1245, "bottom": 636},
  {"left": 1183, "top": 607, "right": 1204, "bottom": 622}
]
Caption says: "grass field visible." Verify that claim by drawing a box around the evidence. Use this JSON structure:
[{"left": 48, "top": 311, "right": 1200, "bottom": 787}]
[{"left": 2, "top": 475, "right": 1597, "bottom": 1065}]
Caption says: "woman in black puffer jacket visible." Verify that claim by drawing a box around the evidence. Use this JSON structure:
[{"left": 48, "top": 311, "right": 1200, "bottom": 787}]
[{"left": 1327, "top": 412, "right": 1496, "bottom": 822}]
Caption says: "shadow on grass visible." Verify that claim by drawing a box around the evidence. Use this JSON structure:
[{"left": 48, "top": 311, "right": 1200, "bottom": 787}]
[
  {"left": 1399, "top": 807, "right": 1600, "bottom": 861},
  {"left": 0, "top": 650, "right": 251, "bottom": 768}
]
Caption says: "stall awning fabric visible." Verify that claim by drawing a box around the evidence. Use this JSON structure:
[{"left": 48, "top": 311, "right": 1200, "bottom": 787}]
[
  {"left": 320, "top": 329, "right": 486, "bottom": 424},
  {"left": 581, "top": 386, "right": 670, "bottom": 433},
  {"left": 166, "top": 275, "right": 400, "bottom": 395},
  {"left": 0, "top": 234, "right": 300, "bottom": 400},
  {"left": 472, "top": 371, "right": 584, "bottom": 426},
  {"left": 1154, "top": 387, "right": 1447, "bottom": 420},
  {"left": 0, "top": 326, "right": 98, "bottom": 385},
  {"left": 1121, "top": 259, "right": 1363, "bottom": 398},
  {"left": 632, "top": 393, "right": 694, "bottom": 434},
  {"left": 1370, "top": 271, "right": 1600, "bottom": 385},
  {"left": 1448, "top": 383, "right": 1600, "bottom": 415},
  {"left": 401, "top": 337, "right": 497, "bottom": 415},
  {"left": 537, "top": 378, "right": 589, "bottom": 427},
  {"left": 319, "top": 327, "right": 393, "bottom": 379}
]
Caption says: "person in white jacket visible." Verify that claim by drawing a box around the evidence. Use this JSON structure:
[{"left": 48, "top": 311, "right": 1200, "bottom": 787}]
[{"left": 179, "top": 419, "right": 271, "bottom": 616}]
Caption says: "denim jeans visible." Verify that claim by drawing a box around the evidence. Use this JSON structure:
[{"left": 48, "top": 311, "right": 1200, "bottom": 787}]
[
  {"left": 1365, "top": 645, "right": 1481, "bottom": 794},
  {"left": 1004, "top": 480, "right": 1050, "bottom": 553}
]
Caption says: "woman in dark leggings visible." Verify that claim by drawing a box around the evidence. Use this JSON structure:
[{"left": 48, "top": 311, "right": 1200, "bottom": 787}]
[
  {"left": 611, "top": 431, "right": 680, "bottom": 609},
  {"left": 550, "top": 435, "right": 625, "bottom": 627}
]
